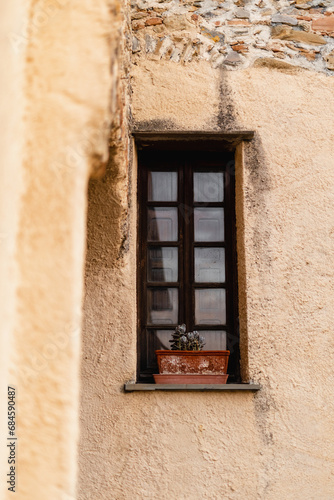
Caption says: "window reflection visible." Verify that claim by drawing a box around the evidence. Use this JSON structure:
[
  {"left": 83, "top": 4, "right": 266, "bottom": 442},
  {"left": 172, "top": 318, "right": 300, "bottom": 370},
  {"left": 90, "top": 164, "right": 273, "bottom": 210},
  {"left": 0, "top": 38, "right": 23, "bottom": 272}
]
[
  {"left": 195, "top": 247, "right": 225, "bottom": 283},
  {"left": 147, "top": 330, "right": 174, "bottom": 366},
  {"left": 199, "top": 330, "right": 227, "bottom": 350},
  {"left": 147, "top": 208, "right": 178, "bottom": 241},
  {"left": 148, "top": 247, "right": 178, "bottom": 282},
  {"left": 148, "top": 171, "right": 177, "bottom": 201},
  {"left": 194, "top": 208, "right": 224, "bottom": 242},
  {"left": 195, "top": 288, "right": 226, "bottom": 325},
  {"left": 147, "top": 288, "right": 178, "bottom": 324},
  {"left": 194, "top": 172, "right": 224, "bottom": 202}
]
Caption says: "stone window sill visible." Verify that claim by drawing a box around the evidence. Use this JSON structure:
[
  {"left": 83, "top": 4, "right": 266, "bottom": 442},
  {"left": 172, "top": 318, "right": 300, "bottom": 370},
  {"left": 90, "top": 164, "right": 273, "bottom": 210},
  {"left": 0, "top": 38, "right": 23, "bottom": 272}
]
[{"left": 124, "top": 383, "right": 260, "bottom": 392}]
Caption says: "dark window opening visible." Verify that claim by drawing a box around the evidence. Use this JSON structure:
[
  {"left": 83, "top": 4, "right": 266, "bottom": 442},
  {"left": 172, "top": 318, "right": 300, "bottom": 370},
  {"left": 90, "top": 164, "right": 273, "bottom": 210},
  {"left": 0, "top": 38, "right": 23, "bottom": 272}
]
[{"left": 137, "top": 149, "right": 240, "bottom": 383}]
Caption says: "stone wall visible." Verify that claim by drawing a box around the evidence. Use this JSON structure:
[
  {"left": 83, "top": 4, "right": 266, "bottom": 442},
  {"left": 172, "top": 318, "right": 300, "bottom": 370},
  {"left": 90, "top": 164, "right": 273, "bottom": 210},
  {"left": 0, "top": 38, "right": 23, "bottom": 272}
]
[{"left": 131, "top": 0, "right": 334, "bottom": 73}]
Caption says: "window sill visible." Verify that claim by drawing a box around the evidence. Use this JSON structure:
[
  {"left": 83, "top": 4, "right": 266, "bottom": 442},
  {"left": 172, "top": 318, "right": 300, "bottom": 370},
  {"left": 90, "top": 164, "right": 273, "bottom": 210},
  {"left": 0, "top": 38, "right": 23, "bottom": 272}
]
[{"left": 124, "top": 383, "right": 260, "bottom": 392}]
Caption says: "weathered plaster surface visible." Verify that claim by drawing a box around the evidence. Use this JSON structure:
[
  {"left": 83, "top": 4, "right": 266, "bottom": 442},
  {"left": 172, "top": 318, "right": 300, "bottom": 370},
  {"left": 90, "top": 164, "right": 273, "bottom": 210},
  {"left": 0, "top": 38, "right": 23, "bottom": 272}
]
[
  {"left": 1, "top": 0, "right": 118, "bottom": 498},
  {"left": 80, "top": 60, "right": 334, "bottom": 499},
  {"left": 0, "top": 0, "right": 27, "bottom": 490}
]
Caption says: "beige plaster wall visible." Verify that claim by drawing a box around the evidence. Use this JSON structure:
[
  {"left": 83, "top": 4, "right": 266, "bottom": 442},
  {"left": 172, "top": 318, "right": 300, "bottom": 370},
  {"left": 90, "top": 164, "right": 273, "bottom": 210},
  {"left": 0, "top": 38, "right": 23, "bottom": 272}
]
[
  {"left": 0, "top": 0, "right": 27, "bottom": 492},
  {"left": 80, "top": 61, "right": 334, "bottom": 499},
  {"left": 1, "top": 0, "right": 119, "bottom": 498}
]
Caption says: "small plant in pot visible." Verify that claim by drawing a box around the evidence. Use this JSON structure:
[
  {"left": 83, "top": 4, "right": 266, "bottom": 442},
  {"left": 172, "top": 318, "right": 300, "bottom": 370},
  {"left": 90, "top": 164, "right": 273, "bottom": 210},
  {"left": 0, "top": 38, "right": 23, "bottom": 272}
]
[
  {"left": 154, "top": 324, "right": 230, "bottom": 385},
  {"left": 169, "top": 324, "right": 205, "bottom": 351}
]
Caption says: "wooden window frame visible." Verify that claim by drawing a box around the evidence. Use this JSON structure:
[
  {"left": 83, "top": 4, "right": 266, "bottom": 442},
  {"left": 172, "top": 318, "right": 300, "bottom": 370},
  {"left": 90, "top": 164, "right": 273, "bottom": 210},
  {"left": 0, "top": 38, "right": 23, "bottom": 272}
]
[{"left": 134, "top": 131, "right": 254, "bottom": 384}]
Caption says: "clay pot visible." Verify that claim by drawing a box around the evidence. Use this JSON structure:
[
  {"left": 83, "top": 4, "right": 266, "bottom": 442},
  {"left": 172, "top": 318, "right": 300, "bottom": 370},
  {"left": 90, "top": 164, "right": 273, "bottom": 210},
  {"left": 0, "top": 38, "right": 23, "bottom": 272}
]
[{"left": 154, "top": 350, "right": 230, "bottom": 384}]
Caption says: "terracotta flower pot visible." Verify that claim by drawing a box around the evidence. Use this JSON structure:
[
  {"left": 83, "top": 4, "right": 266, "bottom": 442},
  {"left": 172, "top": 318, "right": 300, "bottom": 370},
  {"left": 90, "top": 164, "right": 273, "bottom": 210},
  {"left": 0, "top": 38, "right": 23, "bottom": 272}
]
[{"left": 154, "top": 350, "right": 230, "bottom": 384}]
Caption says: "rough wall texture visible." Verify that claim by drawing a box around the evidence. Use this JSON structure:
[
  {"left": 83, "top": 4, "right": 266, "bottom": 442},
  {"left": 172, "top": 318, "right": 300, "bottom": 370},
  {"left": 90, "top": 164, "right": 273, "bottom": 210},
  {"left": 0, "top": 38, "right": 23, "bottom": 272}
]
[
  {"left": 80, "top": 55, "right": 334, "bottom": 499},
  {"left": 1, "top": 0, "right": 119, "bottom": 498},
  {"left": 0, "top": 0, "right": 27, "bottom": 490},
  {"left": 131, "top": 0, "right": 334, "bottom": 73}
]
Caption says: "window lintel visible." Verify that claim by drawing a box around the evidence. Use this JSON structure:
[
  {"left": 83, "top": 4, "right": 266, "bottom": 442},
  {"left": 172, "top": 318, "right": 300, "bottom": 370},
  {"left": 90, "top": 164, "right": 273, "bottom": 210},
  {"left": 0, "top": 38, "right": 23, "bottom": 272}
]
[{"left": 132, "top": 130, "right": 255, "bottom": 152}]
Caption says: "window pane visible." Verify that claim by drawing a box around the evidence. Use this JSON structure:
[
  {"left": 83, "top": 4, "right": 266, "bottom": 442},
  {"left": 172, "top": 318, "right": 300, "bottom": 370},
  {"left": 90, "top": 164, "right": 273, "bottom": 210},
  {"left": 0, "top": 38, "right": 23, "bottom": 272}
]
[
  {"left": 148, "top": 171, "right": 177, "bottom": 202},
  {"left": 146, "top": 330, "right": 174, "bottom": 367},
  {"left": 148, "top": 247, "right": 178, "bottom": 282},
  {"left": 195, "top": 288, "right": 226, "bottom": 325},
  {"left": 194, "top": 208, "right": 224, "bottom": 242},
  {"left": 199, "top": 330, "right": 227, "bottom": 350},
  {"left": 147, "top": 288, "right": 178, "bottom": 325},
  {"left": 195, "top": 248, "right": 225, "bottom": 283},
  {"left": 194, "top": 172, "right": 224, "bottom": 202},
  {"left": 148, "top": 208, "right": 178, "bottom": 241}
]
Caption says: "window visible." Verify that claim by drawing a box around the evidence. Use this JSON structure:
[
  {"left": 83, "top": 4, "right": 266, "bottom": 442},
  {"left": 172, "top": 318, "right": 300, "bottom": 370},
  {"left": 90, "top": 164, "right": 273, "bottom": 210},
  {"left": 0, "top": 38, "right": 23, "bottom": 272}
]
[{"left": 137, "top": 144, "right": 241, "bottom": 383}]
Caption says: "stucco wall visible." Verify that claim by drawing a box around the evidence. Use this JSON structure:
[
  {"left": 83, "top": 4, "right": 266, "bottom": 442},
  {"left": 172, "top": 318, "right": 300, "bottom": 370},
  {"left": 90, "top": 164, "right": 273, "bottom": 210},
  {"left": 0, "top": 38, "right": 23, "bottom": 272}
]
[
  {"left": 1, "top": 0, "right": 119, "bottom": 498},
  {"left": 0, "top": 1, "right": 27, "bottom": 492},
  {"left": 80, "top": 60, "right": 334, "bottom": 499}
]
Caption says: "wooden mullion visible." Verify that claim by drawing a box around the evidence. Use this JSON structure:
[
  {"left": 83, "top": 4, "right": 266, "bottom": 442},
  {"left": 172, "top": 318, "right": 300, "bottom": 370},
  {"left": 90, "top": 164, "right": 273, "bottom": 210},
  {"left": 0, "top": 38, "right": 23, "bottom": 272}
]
[
  {"left": 224, "top": 152, "right": 240, "bottom": 382},
  {"left": 193, "top": 283, "right": 226, "bottom": 289},
  {"left": 193, "top": 242, "right": 225, "bottom": 248},
  {"left": 193, "top": 202, "right": 225, "bottom": 208},
  {"left": 194, "top": 323, "right": 228, "bottom": 329},
  {"left": 147, "top": 241, "right": 179, "bottom": 247},
  {"left": 178, "top": 159, "right": 184, "bottom": 328},
  {"left": 147, "top": 201, "right": 179, "bottom": 208},
  {"left": 183, "top": 157, "right": 193, "bottom": 331},
  {"left": 138, "top": 158, "right": 148, "bottom": 380},
  {"left": 145, "top": 325, "right": 178, "bottom": 330},
  {"left": 147, "top": 282, "right": 180, "bottom": 287}
]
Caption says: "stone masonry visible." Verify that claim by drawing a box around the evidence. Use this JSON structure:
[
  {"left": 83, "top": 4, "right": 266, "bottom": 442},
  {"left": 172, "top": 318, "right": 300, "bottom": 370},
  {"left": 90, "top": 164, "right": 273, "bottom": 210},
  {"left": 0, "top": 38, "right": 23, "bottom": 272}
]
[{"left": 131, "top": 0, "right": 334, "bottom": 73}]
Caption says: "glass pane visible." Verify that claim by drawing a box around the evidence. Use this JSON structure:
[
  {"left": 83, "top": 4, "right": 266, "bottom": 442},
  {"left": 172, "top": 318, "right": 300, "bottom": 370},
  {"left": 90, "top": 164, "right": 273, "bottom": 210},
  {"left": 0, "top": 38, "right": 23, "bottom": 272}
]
[
  {"left": 147, "top": 288, "right": 178, "bottom": 325},
  {"left": 146, "top": 330, "right": 174, "bottom": 367},
  {"left": 195, "top": 288, "right": 226, "bottom": 325},
  {"left": 148, "top": 171, "right": 177, "bottom": 201},
  {"left": 148, "top": 208, "right": 178, "bottom": 241},
  {"left": 194, "top": 208, "right": 224, "bottom": 242},
  {"left": 195, "top": 248, "right": 225, "bottom": 283},
  {"left": 194, "top": 172, "right": 224, "bottom": 202},
  {"left": 199, "top": 330, "right": 227, "bottom": 350},
  {"left": 148, "top": 247, "right": 178, "bottom": 282}
]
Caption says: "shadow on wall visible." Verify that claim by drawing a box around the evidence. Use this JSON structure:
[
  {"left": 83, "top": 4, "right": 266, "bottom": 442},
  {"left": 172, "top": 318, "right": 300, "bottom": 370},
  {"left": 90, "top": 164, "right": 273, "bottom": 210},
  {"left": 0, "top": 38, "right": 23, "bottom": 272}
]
[
  {"left": 215, "top": 68, "right": 273, "bottom": 272},
  {"left": 216, "top": 68, "right": 277, "bottom": 465},
  {"left": 85, "top": 142, "right": 132, "bottom": 270},
  {"left": 79, "top": 137, "right": 136, "bottom": 499}
]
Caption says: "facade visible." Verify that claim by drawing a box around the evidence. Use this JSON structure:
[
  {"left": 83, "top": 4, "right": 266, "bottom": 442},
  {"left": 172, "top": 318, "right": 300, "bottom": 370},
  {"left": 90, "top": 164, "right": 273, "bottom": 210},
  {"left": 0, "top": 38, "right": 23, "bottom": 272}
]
[{"left": 2, "top": 0, "right": 334, "bottom": 498}]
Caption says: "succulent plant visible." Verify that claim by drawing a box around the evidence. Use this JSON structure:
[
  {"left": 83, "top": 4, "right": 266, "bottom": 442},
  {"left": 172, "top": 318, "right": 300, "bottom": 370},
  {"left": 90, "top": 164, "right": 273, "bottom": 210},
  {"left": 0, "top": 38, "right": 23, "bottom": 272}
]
[{"left": 169, "top": 324, "right": 205, "bottom": 351}]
